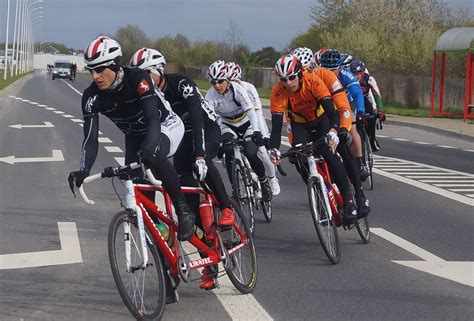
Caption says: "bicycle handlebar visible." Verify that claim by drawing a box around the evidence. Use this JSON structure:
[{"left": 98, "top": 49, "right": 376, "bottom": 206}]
[
  {"left": 280, "top": 135, "right": 327, "bottom": 159},
  {"left": 78, "top": 162, "right": 162, "bottom": 206}
]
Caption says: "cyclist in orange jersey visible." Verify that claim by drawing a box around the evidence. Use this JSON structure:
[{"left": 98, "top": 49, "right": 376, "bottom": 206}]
[{"left": 269, "top": 54, "right": 362, "bottom": 223}]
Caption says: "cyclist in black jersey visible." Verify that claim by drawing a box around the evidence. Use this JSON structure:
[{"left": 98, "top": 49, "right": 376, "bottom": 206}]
[
  {"left": 68, "top": 36, "right": 195, "bottom": 241},
  {"left": 130, "top": 48, "right": 236, "bottom": 290}
]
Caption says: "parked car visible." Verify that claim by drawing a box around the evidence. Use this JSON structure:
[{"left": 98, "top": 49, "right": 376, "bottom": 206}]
[{"left": 52, "top": 61, "right": 71, "bottom": 80}]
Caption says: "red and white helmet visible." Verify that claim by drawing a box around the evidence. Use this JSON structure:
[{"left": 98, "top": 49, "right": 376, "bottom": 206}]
[
  {"left": 275, "top": 54, "right": 301, "bottom": 78},
  {"left": 84, "top": 36, "right": 122, "bottom": 69},
  {"left": 226, "top": 61, "right": 242, "bottom": 81},
  {"left": 311, "top": 47, "right": 328, "bottom": 68},
  {"left": 292, "top": 47, "right": 313, "bottom": 67},
  {"left": 207, "top": 60, "right": 229, "bottom": 81},
  {"left": 130, "top": 48, "right": 166, "bottom": 73}
]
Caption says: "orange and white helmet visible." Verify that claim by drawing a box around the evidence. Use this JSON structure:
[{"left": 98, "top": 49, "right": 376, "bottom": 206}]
[
  {"left": 226, "top": 61, "right": 242, "bottom": 81},
  {"left": 274, "top": 54, "right": 301, "bottom": 78},
  {"left": 130, "top": 48, "right": 166, "bottom": 73},
  {"left": 207, "top": 60, "right": 229, "bottom": 81},
  {"left": 84, "top": 36, "right": 122, "bottom": 69},
  {"left": 292, "top": 47, "right": 313, "bottom": 67}
]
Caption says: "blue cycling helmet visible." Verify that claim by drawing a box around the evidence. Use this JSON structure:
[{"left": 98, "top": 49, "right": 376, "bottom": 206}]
[
  {"left": 319, "top": 48, "right": 342, "bottom": 69},
  {"left": 349, "top": 60, "right": 366, "bottom": 73}
]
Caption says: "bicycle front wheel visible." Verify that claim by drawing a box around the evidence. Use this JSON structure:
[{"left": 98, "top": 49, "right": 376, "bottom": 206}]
[
  {"left": 261, "top": 200, "right": 272, "bottom": 223},
  {"left": 223, "top": 197, "right": 258, "bottom": 294},
  {"left": 364, "top": 137, "right": 374, "bottom": 190},
  {"left": 108, "top": 211, "right": 166, "bottom": 321},
  {"left": 307, "top": 177, "right": 340, "bottom": 264},
  {"left": 356, "top": 216, "right": 370, "bottom": 244},
  {"left": 232, "top": 159, "right": 255, "bottom": 234}
]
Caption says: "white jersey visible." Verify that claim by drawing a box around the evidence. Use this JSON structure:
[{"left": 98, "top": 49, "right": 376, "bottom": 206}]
[
  {"left": 239, "top": 80, "right": 269, "bottom": 137},
  {"left": 205, "top": 81, "right": 259, "bottom": 129}
]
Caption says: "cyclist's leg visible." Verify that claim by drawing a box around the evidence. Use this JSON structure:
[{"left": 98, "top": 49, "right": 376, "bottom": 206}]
[
  {"left": 290, "top": 120, "right": 313, "bottom": 184},
  {"left": 221, "top": 124, "right": 238, "bottom": 184},
  {"left": 258, "top": 145, "right": 280, "bottom": 195},
  {"left": 364, "top": 97, "right": 379, "bottom": 151}
]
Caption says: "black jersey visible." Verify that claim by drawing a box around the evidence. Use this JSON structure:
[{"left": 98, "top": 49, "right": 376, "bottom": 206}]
[
  {"left": 161, "top": 74, "right": 218, "bottom": 158},
  {"left": 80, "top": 67, "right": 169, "bottom": 171}
]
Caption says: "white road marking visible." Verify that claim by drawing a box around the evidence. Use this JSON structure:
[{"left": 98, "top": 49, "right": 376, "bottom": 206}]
[
  {"left": 53, "top": 111, "right": 64, "bottom": 114},
  {"left": 437, "top": 145, "right": 457, "bottom": 149},
  {"left": 392, "top": 138, "right": 409, "bottom": 141},
  {"left": 62, "top": 114, "right": 74, "bottom": 118},
  {"left": 29, "top": 101, "right": 38, "bottom": 105},
  {"left": 448, "top": 189, "right": 474, "bottom": 192},
  {"left": 372, "top": 168, "right": 473, "bottom": 206},
  {"left": 0, "top": 222, "right": 83, "bottom": 270},
  {"left": 420, "top": 180, "right": 474, "bottom": 183},
  {"left": 37, "top": 104, "right": 47, "bottom": 107},
  {"left": 104, "top": 146, "right": 123, "bottom": 153},
  {"left": 406, "top": 176, "right": 469, "bottom": 179},
  {"left": 464, "top": 149, "right": 474, "bottom": 153},
  {"left": 466, "top": 194, "right": 474, "bottom": 197},
  {"left": 0, "top": 150, "right": 64, "bottom": 165},
  {"left": 98, "top": 137, "right": 112, "bottom": 143},
  {"left": 9, "top": 121, "right": 54, "bottom": 129},
  {"left": 71, "top": 119, "right": 84, "bottom": 123},
  {"left": 371, "top": 228, "right": 473, "bottom": 287},
  {"left": 414, "top": 141, "right": 431, "bottom": 145},
  {"left": 114, "top": 157, "right": 125, "bottom": 166},
  {"left": 434, "top": 184, "right": 474, "bottom": 187},
  {"left": 61, "top": 79, "right": 83, "bottom": 95},
  {"left": 45, "top": 107, "right": 56, "bottom": 111}
]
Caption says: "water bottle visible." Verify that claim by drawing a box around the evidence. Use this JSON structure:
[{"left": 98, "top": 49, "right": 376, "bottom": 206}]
[
  {"left": 155, "top": 223, "right": 169, "bottom": 241},
  {"left": 199, "top": 199, "right": 216, "bottom": 241}
]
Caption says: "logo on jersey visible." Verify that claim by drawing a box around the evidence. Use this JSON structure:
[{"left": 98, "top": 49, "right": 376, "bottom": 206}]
[
  {"left": 343, "top": 110, "right": 351, "bottom": 119},
  {"left": 179, "top": 81, "right": 194, "bottom": 99},
  {"left": 137, "top": 79, "right": 150, "bottom": 95},
  {"left": 85, "top": 94, "right": 98, "bottom": 113}
]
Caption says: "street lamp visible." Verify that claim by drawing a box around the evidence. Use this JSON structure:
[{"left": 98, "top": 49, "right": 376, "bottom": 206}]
[
  {"left": 21, "top": 6, "right": 42, "bottom": 73},
  {"left": 15, "top": 0, "right": 42, "bottom": 75}
]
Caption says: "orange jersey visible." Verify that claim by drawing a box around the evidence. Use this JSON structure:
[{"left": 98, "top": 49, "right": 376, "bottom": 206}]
[
  {"left": 270, "top": 72, "right": 334, "bottom": 124},
  {"left": 312, "top": 68, "right": 352, "bottom": 130}
]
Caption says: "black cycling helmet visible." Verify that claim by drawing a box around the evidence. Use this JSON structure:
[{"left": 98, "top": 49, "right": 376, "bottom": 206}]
[
  {"left": 319, "top": 48, "right": 342, "bottom": 69},
  {"left": 349, "top": 60, "right": 366, "bottom": 73}
]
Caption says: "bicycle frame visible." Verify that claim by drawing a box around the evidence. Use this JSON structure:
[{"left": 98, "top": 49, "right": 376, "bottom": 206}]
[
  {"left": 80, "top": 165, "right": 249, "bottom": 281},
  {"left": 232, "top": 144, "right": 259, "bottom": 204}
]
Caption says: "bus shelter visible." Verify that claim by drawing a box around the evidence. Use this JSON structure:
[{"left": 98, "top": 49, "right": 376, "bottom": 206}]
[{"left": 431, "top": 27, "right": 474, "bottom": 121}]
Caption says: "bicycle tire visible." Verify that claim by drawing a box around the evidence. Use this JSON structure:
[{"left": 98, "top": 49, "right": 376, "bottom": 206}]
[
  {"left": 108, "top": 211, "right": 166, "bottom": 321},
  {"left": 307, "top": 177, "right": 341, "bottom": 264},
  {"left": 364, "top": 136, "right": 374, "bottom": 190},
  {"left": 355, "top": 216, "right": 370, "bottom": 244},
  {"left": 260, "top": 200, "right": 272, "bottom": 223},
  {"left": 223, "top": 197, "right": 258, "bottom": 294},
  {"left": 231, "top": 159, "right": 255, "bottom": 234}
]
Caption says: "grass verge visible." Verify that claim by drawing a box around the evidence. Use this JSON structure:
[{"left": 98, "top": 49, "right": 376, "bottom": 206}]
[{"left": 0, "top": 70, "right": 29, "bottom": 91}]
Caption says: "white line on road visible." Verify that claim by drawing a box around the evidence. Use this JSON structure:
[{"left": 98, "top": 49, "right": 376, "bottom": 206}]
[
  {"left": 114, "top": 157, "right": 125, "bottom": 166},
  {"left": 437, "top": 145, "right": 457, "bottom": 149},
  {"left": 8, "top": 121, "right": 54, "bottom": 129},
  {"left": 434, "top": 184, "right": 474, "bottom": 187},
  {"left": 0, "top": 222, "right": 83, "bottom": 270},
  {"left": 45, "top": 107, "right": 56, "bottom": 111},
  {"left": 61, "top": 79, "right": 83, "bottom": 96},
  {"left": 420, "top": 180, "right": 474, "bottom": 183},
  {"left": 104, "top": 146, "right": 123, "bottom": 153},
  {"left": 37, "top": 104, "right": 47, "bottom": 107},
  {"left": 371, "top": 228, "right": 473, "bottom": 287},
  {"left": 372, "top": 168, "right": 473, "bottom": 206},
  {"left": 448, "top": 189, "right": 474, "bottom": 192},
  {"left": 414, "top": 141, "right": 431, "bottom": 145},
  {"left": 466, "top": 194, "right": 474, "bottom": 197},
  {"left": 53, "top": 111, "right": 64, "bottom": 114},
  {"left": 0, "top": 150, "right": 64, "bottom": 164},
  {"left": 71, "top": 119, "right": 84, "bottom": 123},
  {"left": 99, "top": 137, "right": 112, "bottom": 143},
  {"left": 62, "top": 115, "right": 74, "bottom": 118},
  {"left": 392, "top": 138, "right": 409, "bottom": 141},
  {"left": 406, "top": 176, "right": 471, "bottom": 179}
]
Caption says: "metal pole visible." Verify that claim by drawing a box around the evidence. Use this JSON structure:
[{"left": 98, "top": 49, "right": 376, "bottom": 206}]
[
  {"left": 4, "top": 0, "right": 11, "bottom": 80},
  {"left": 11, "top": 0, "right": 19, "bottom": 76},
  {"left": 430, "top": 51, "right": 437, "bottom": 117},
  {"left": 14, "top": 0, "right": 22, "bottom": 75}
]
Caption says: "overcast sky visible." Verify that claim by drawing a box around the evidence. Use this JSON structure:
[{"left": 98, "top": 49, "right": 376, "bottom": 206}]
[{"left": 1, "top": 0, "right": 473, "bottom": 52}]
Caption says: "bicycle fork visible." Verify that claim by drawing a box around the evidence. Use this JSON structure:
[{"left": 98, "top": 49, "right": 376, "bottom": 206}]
[
  {"left": 124, "top": 179, "right": 149, "bottom": 271},
  {"left": 307, "top": 155, "right": 334, "bottom": 221}
]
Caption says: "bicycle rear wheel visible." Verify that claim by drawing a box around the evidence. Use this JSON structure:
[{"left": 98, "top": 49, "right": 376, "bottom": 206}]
[
  {"left": 223, "top": 197, "right": 257, "bottom": 294},
  {"left": 108, "top": 211, "right": 166, "bottom": 321},
  {"left": 232, "top": 159, "right": 255, "bottom": 234},
  {"left": 307, "top": 177, "right": 340, "bottom": 264},
  {"left": 261, "top": 200, "right": 272, "bottom": 223},
  {"left": 356, "top": 216, "right": 370, "bottom": 243}
]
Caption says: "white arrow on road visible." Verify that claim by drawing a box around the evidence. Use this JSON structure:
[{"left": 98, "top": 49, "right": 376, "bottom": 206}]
[
  {"left": 0, "top": 222, "right": 83, "bottom": 270},
  {"left": 372, "top": 228, "right": 473, "bottom": 287},
  {"left": 8, "top": 121, "right": 54, "bottom": 129},
  {"left": 0, "top": 149, "right": 64, "bottom": 164}
]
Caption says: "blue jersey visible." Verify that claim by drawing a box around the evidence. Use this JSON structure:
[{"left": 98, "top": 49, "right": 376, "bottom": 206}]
[{"left": 337, "top": 67, "right": 365, "bottom": 114}]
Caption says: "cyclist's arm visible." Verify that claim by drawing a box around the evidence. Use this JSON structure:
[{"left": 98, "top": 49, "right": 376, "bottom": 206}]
[
  {"left": 269, "top": 112, "right": 284, "bottom": 149},
  {"left": 368, "top": 76, "right": 384, "bottom": 110},
  {"left": 235, "top": 85, "right": 260, "bottom": 132},
  {"left": 181, "top": 79, "right": 205, "bottom": 157},
  {"left": 256, "top": 108, "right": 270, "bottom": 137},
  {"left": 320, "top": 96, "right": 340, "bottom": 132},
  {"left": 347, "top": 82, "right": 365, "bottom": 114},
  {"left": 80, "top": 114, "right": 99, "bottom": 172},
  {"left": 246, "top": 83, "right": 269, "bottom": 136}
]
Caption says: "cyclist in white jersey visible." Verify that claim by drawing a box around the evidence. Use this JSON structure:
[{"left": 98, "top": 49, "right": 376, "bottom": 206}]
[
  {"left": 205, "top": 60, "right": 272, "bottom": 202},
  {"left": 226, "top": 62, "right": 281, "bottom": 196}
]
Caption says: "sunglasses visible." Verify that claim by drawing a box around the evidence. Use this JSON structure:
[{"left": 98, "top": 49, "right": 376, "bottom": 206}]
[
  {"left": 279, "top": 75, "right": 297, "bottom": 82},
  {"left": 88, "top": 65, "right": 108, "bottom": 74},
  {"left": 210, "top": 79, "right": 226, "bottom": 85}
]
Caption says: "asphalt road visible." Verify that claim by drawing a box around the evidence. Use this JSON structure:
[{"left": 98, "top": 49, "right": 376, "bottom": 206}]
[{"left": 0, "top": 73, "right": 472, "bottom": 321}]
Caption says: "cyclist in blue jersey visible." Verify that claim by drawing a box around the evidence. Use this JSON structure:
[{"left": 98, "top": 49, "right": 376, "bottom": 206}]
[
  {"left": 349, "top": 60, "right": 385, "bottom": 151},
  {"left": 319, "top": 49, "right": 369, "bottom": 179}
]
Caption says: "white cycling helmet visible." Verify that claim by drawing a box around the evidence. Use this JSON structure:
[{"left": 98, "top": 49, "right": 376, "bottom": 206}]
[
  {"left": 207, "top": 60, "right": 229, "bottom": 81},
  {"left": 84, "top": 36, "right": 122, "bottom": 69},
  {"left": 226, "top": 61, "right": 242, "bottom": 81},
  {"left": 130, "top": 48, "right": 166, "bottom": 73},
  {"left": 292, "top": 47, "right": 313, "bottom": 67},
  {"left": 311, "top": 48, "right": 328, "bottom": 68},
  {"left": 275, "top": 54, "right": 301, "bottom": 78}
]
